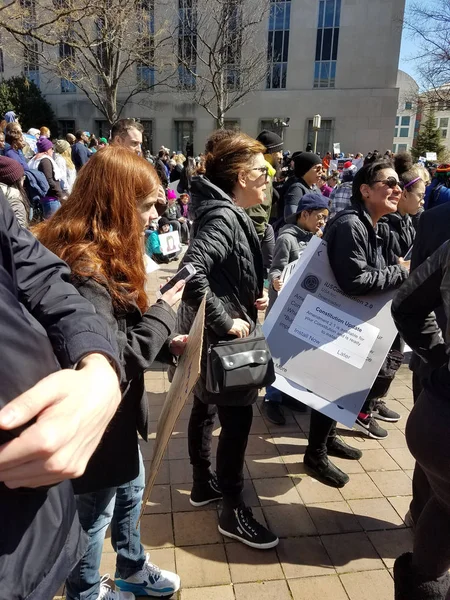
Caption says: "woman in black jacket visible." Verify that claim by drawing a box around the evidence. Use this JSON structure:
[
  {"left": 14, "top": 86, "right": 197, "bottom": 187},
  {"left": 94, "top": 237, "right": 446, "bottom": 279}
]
[
  {"left": 392, "top": 240, "right": 450, "bottom": 600},
  {"left": 176, "top": 132, "right": 278, "bottom": 549},
  {"left": 304, "top": 160, "right": 409, "bottom": 488},
  {"left": 36, "top": 147, "right": 183, "bottom": 600}
]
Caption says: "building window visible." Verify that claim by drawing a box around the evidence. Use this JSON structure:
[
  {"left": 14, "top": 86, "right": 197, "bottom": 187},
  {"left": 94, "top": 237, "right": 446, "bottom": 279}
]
[
  {"left": 260, "top": 119, "right": 283, "bottom": 137},
  {"left": 392, "top": 144, "right": 397, "bottom": 153},
  {"left": 137, "top": 65, "right": 155, "bottom": 88},
  {"left": 400, "top": 116, "right": 410, "bottom": 127},
  {"left": 140, "top": 119, "right": 153, "bottom": 154},
  {"left": 440, "top": 118, "right": 449, "bottom": 128},
  {"left": 137, "top": 0, "right": 155, "bottom": 90},
  {"left": 59, "top": 43, "right": 76, "bottom": 93},
  {"left": 395, "top": 116, "right": 399, "bottom": 126},
  {"left": 23, "top": 38, "right": 40, "bottom": 88},
  {"left": 398, "top": 144, "right": 408, "bottom": 152},
  {"left": 394, "top": 127, "right": 398, "bottom": 138},
  {"left": 95, "top": 120, "right": 110, "bottom": 139},
  {"left": 405, "top": 101, "right": 412, "bottom": 110},
  {"left": 224, "top": 119, "right": 240, "bottom": 131},
  {"left": 314, "top": 0, "right": 341, "bottom": 88},
  {"left": 267, "top": 0, "right": 291, "bottom": 90},
  {"left": 306, "top": 118, "right": 333, "bottom": 156},
  {"left": 399, "top": 128, "right": 409, "bottom": 138},
  {"left": 58, "top": 120, "right": 75, "bottom": 137},
  {"left": 225, "top": 0, "right": 242, "bottom": 91},
  {"left": 178, "top": 0, "right": 197, "bottom": 90},
  {"left": 442, "top": 129, "right": 448, "bottom": 139},
  {"left": 175, "top": 120, "right": 194, "bottom": 154}
]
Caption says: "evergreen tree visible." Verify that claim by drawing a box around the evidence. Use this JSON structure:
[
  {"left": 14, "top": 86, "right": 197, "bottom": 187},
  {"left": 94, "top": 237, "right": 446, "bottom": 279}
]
[
  {"left": 0, "top": 77, "right": 57, "bottom": 133},
  {"left": 412, "top": 110, "right": 446, "bottom": 160}
]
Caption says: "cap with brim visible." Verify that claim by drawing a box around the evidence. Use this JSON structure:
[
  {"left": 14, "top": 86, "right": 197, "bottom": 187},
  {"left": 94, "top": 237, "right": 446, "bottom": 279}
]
[
  {"left": 285, "top": 192, "right": 330, "bottom": 224},
  {"left": 436, "top": 163, "right": 450, "bottom": 173}
]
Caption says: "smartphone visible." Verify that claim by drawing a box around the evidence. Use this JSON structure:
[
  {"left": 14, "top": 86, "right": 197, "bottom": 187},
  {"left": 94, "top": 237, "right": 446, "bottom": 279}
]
[
  {"left": 159, "top": 263, "right": 196, "bottom": 295},
  {"left": 403, "top": 245, "right": 413, "bottom": 261}
]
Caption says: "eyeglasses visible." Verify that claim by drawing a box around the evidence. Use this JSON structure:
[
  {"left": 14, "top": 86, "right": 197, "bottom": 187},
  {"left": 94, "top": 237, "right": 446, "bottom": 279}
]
[
  {"left": 251, "top": 166, "right": 269, "bottom": 177},
  {"left": 372, "top": 176, "right": 400, "bottom": 189}
]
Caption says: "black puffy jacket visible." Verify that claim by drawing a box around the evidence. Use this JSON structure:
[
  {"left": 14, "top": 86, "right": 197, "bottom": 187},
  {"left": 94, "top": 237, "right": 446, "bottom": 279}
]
[
  {"left": 324, "top": 200, "right": 409, "bottom": 296},
  {"left": 0, "top": 191, "right": 119, "bottom": 599},
  {"left": 385, "top": 212, "right": 415, "bottom": 260},
  {"left": 176, "top": 176, "right": 264, "bottom": 406}
]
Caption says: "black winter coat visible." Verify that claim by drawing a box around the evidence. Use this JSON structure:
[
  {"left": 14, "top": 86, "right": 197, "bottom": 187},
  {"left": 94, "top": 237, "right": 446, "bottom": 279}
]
[
  {"left": 71, "top": 278, "right": 176, "bottom": 494},
  {"left": 392, "top": 240, "right": 450, "bottom": 400},
  {"left": 0, "top": 191, "right": 119, "bottom": 599},
  {"left": 283, "top": 177, "right": 312, "bottom": 221},
  {"left": 176, "top": 177, "right": 264, "bottom": 406},
  {"left": 324, "top": 201, "right": 409, "bottom": 296},
  {"left": 385, "top": 212, "right": 415, "bottom": 260}
]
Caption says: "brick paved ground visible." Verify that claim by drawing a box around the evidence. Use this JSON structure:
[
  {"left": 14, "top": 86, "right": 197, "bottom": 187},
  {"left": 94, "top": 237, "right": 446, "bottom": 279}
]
[{"left": 56, "top": 255, "right": 415, "bottom": 600}]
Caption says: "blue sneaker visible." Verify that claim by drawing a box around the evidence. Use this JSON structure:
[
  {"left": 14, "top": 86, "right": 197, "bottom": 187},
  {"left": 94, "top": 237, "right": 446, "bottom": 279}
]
[{"left": 115, "top": 554, "right": 180, "bottom": 597}]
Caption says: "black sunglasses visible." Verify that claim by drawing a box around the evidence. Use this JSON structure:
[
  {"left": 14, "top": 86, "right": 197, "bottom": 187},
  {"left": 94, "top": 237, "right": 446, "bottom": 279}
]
[
  {"left": 251, "top": 166, "right": 269, "bottom": 177},
  {"left": 372, "top": 176, "right": 400, "bottom": 189}
]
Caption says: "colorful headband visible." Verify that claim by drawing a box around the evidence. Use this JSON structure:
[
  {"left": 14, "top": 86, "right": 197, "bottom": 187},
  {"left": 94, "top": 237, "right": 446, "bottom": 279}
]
[{"left": 404, "top": 176, "right": 422, "bottom": 189}]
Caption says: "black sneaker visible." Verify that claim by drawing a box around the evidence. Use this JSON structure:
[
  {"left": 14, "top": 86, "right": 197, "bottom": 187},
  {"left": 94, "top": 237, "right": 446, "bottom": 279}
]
[
  {"left": 263, "top": 400, "right": 286, "bottom": 425},
  {"left": 372, "top": 400, "right": 401, "bottom": 422},
  {"left": 190, "top": 473, "right": 222, "bottom": 507},
  {"left": 327, "top": 437, "right": 362, "bottom": 460},
  {"left": 303, "top": 451, "right": 349, "bottom": 488},
  {"left": 354, "top": 415, "right": 388, "bottom": 439},
  {"left": 218, "top": 504, "right": 279, "bottom": 549}
]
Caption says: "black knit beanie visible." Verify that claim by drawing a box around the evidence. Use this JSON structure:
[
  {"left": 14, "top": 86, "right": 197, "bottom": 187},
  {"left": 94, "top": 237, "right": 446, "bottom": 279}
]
[
  {"left": 294, "top": 152, "right": 322, "bottom": 178},
  {"left": 256, "top": 129, "right": 284, "bottom": 154}
]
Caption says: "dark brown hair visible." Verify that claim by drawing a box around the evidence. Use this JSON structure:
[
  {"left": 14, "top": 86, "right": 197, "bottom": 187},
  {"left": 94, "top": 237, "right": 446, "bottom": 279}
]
[
  {"left": 205, "top": 132, "right": 266, "bottom": 196},
  {"left": 5, "top": 130, "right": 24, "bottom": 150}
]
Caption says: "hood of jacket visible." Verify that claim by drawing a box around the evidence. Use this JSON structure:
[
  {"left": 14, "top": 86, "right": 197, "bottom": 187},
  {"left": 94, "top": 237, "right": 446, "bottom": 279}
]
[
  {"left": 278, "top": 222, "right": 314, "bottom": 243},
  {"left": 189, "top": 175, "right": 236, "bottom": 221}
]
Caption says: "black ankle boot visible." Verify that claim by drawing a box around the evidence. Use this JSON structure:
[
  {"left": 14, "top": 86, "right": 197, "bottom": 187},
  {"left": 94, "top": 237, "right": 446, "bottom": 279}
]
[
  {"left": 304, "top": 451, "right": 349, "bottom": 488},
  {"left": 394, "top": 552, "right": 450, "bottom": 600},
  {"left": 327, "top": 437, "right": 362, "bottom": 460}
]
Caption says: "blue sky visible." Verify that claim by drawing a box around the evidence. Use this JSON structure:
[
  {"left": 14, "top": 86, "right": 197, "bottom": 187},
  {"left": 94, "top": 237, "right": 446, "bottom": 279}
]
[{"left": 399, "top": 0, "right": 436, "bottom": 81}]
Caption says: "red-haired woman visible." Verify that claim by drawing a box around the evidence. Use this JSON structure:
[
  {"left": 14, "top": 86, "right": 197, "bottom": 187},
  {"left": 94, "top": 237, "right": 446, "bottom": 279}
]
[{"left": 35, "top": 146, "right": 183, "bottom": 600}]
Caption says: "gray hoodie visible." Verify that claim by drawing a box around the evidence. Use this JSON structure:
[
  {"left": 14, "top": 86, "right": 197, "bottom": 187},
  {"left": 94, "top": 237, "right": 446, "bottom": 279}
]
[{"left": 267, "top": 223, "right": 313, "bottom": 312}]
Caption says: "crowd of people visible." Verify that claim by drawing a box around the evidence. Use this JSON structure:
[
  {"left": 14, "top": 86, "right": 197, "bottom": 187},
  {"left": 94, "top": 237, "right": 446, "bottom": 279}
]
[{"left": 2, "top": 108, "right": 450, "bottom": 600}]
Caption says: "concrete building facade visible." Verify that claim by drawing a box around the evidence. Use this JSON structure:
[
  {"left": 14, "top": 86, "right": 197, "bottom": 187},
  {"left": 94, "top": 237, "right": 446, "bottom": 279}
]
[
  {"left": 1, "top": 0, "right": 406, "bottom": 155},
  {"left": 392, "top": 70, "right": 419, "bottom": 154}
]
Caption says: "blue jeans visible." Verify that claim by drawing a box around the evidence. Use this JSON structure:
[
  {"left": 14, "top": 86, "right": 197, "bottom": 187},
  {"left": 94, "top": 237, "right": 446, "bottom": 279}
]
[
  {"left": 66, "top": 450, "right": 146, "bottom": 600},
  {"left": 265, "top": 385, "right": 282, "bottom": 403},
  {"left": 41, "top": 199, "right": 61, "bottom": 219}
]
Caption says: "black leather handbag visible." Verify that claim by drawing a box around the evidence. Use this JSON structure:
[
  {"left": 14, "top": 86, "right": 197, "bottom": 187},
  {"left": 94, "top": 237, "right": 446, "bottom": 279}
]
[{"left": 205, "top": 304, "right": 275, "bottom": 394}]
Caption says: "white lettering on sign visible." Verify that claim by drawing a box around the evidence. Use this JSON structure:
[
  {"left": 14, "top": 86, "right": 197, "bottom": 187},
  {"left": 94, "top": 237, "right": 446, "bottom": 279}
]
[{"left": 288, "top": 295, "right": 380, "bottom": 369}]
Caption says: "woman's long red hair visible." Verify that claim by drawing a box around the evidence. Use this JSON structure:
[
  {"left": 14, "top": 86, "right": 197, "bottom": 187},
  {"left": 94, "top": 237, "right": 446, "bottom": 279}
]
[{"left": 35, "top": 146, "right": 159, "bottom": 313}]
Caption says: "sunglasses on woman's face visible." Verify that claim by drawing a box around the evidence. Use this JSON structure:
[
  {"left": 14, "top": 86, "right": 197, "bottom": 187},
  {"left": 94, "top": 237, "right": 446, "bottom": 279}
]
[
  {"left": 251, "top": 166, "right": 269, "bottom": 177},
  {"left": 372, "top": 176, "right": 400, "bottom": 189}
]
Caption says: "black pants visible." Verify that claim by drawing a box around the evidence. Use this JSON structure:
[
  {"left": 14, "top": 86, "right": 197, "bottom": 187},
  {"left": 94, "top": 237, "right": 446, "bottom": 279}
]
[
  {"left": 307, "top": 336, "right": 404, "bottom": 456},
  {"left": 188, "top": 396, "right": 253, "bottom": 508},
  {"left": 406, "top": 388, "right": 450, "bottom": 582},
  {"left": 410, "top": 370, "right": 432, "bottom": 524},
  {"left": 261, "top": 224, "right": 275, "bottom": 280}
]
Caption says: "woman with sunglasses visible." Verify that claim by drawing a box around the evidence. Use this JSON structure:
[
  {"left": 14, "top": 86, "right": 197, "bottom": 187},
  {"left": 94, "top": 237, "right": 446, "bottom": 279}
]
[
  {"left": 383, "top": 153, "right": 425, "bottom": 263},
  {"left": 176, "top": 131, "right": 278, "bottom": 549},
  {"left": 303, "top": 159, "right": 409, "bottom": 488}
]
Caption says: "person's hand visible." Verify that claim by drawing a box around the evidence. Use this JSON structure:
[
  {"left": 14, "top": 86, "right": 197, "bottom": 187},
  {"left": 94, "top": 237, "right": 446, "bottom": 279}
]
[
  {"left": 0, "top": 354, "right": 121, "bottom": 489},
  {"left": 178, "top": 217, "right": 186, "bottom": 223},
  {"left": 316, "top": 229, "right": 323, "bottom": 238},
  {"left": 255, "top": 295, "right": 269, "bottom": 311},
  {"left": 228, "top": 318, "right": 250, "bottom": 338},
  {"left": 399, "top": 257, "right": 410, "bottom": 272},
  {"left": 160, "top": 279, "right": 185, "bottom": 307},
  {"left": 169, "top": 334, "right": 189, "bottom": 356},
  {"left": 273, "top": 278, "right": 283, "bottom": 292}
]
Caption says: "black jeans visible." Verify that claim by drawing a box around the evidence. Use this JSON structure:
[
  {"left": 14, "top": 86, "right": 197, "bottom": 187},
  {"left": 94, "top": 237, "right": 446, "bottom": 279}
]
[
  {"left": 407, "top": 388, "right": 450, "bottom": 581},
  {"left": 188, "top": 396, "right": 253, "bottom": 508},
  {"left": 307, "top": 410, "right": 337, "bottom": 459}
]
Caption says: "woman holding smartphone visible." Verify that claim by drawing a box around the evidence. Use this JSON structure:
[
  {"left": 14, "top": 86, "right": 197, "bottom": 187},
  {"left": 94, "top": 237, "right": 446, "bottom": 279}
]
[
  {"left": 35, "top": 146, "right": 183, "bottom": 600},
  {"left": 176, "top": 131, "right": 278, "bottom": 550}
]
